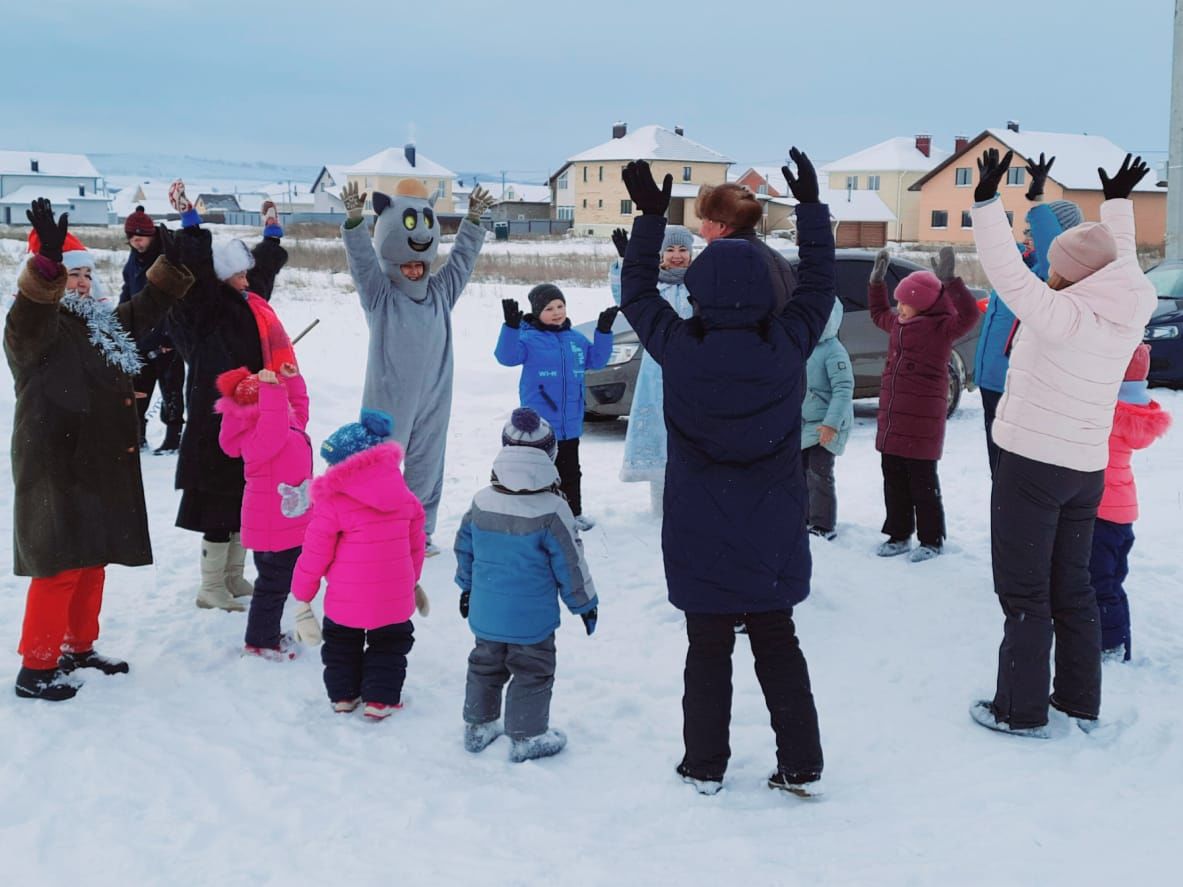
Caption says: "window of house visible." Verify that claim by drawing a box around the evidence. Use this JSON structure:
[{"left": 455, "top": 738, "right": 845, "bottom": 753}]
[
  {"left": 582, "top": 199, "right": 587, "bottom": 208},
  {"left": 931, "top": 210, "right": 948, "bottom": 228},
  {"left": 1006, "top": 168, "right": 1026, "bottom": 186},
  {"left": 867, "top": 175, "right": 880, "bottom": 191},
  {"left": 583, "top": 166, "right": 588, "bottom": 182},
  {"left": 845, "top": 175, "right": 858, "bottom": 190},
  {"left": 557, "top": 172, "right": 568, "bottom": 189},
  {"left": 599, "top": 165, "right": 604, "bottom": 182},
  {"left": 621, "top": 199, "right": 633, "bottom": 215},
  {"left": 365, "top": 177, "right": 373, "bottom": 189},
  {"left": 557, "top": 206, "right": 574, "bottom": 220},
  {"left": 961, "top": 210, "right": 972, "bottom": 228},
  {"left": 757, "top": 183, "right": 769, "bottom": 195},
  {"left": 955, "top": 168, "right": 972, "bottom": 187},
  {"left": 598, "top": 199, "right": 603, "bottom": 208},
  {"left": 683, "top": 166, "right": 692, "bottom": 182}
]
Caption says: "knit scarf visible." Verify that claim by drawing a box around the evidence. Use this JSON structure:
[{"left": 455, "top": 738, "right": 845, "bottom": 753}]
[
  {"left": 61, "top": 294, "right": 144, "bottom": 376},
  {"left": 658, "top": 266, "right": 688, "bottom": 285},
  {"left": 244, "top": 291, "right": 296, "bottom": 370}
]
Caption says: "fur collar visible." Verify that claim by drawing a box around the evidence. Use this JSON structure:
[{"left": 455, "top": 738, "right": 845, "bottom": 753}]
[
  {"left": 1112, "top": 399, "right": 1172, "bottom": 449},
  {"left": 312, "top": 441, "right": 405, "bottom": 498}
]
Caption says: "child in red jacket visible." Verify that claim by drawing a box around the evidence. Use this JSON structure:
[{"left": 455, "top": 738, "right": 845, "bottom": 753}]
[
  {"left": 1088, "top": 345, "right": 1171, "bottom": 661},
  {"left": 869, "top": 247, "right": 979, "bottom": 562}
]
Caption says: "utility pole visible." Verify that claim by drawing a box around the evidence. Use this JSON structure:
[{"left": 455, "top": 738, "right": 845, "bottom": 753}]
[{"left": 1168, "top": 0, "right": 1183, "bottom": 258}]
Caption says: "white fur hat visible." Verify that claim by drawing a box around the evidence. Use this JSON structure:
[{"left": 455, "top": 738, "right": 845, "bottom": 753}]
[{"left": 213, "top": 239, "right": 256, "bottom": 282}]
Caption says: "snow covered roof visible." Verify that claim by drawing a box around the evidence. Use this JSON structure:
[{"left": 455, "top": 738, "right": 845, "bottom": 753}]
[
  {"left": 969, "top": 128, "right": 1162, "bottom": 192},
  {"left": 347, "top": 147, "right": 454, "bottom": 179},
  {"left": 459, "top": 181, "right": 551, "bottom": 204},
  {"left": 821, "top": 137, "right": 950, "bottom": 173},
  {"left": 568, "top": 125, "right": 731, "bottom": 165},
  {"left": 312, "top": 165, "right": 351, "bottom": 196},
  {"left": 768, "top": 189, "right": 896, "bottom": 223},
  {"left": 196, "top": 193, "right": 242, "bottom": 211},
  {"left": 0, "top": 149, "right": 100, "bottom": 178},
  {"left": 0, "top": 185, "right": 110, "bottom": 205}
]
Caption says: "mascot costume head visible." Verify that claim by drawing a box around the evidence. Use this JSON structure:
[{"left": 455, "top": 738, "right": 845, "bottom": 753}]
[{"left": 371, "top": 179, "right": 440, "bottom": 302}]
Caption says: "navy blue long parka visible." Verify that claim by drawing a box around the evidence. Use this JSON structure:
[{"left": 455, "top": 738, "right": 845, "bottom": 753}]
[{"left": 619, "top": 205, "right": 835, "bottom": 613}]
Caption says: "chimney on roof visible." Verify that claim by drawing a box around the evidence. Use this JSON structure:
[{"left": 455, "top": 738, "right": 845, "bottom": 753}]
[
  {"left": 612, "top": 121, "right": 627, "bottom": 139},
  {"left": 404, "top": 142, "right": 416, "bottom": 167},
  {"left": 30, "top": 158, "right": 39, "bottom": 173},
  {"left": 915, "top": 134, "right": 932, "bottom": 157},
  {"left": 674, "top": 125, "right": 684, "bottom": 136},
  {"left": 1007, "top": 120, "right": 1020, "bottom": 133},
  {"left": 954, "top": 135, "right": 969, "bottom": 153}
]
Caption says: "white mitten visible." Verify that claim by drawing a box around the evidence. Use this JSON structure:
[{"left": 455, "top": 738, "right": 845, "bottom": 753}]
[
  {"left": 414, "top": 583, "right": 430, "bottom": 617},
  {"left": 294, "top": 602, "right": 322, "bottom": 645},
  {"left": 278, "top": 479, "right": 311, "bottom": 518}
]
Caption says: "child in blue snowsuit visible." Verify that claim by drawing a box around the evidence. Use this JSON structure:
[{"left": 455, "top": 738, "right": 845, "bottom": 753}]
[
  {"left": 495, "top": 285, "right": 616, "bottom": 529},
  {"left": 455, "top": 408, "right": 599, "bottom": 762}
]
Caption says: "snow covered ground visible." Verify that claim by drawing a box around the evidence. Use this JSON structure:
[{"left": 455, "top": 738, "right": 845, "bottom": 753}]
[{"left": 2, "top": 250, "right": 1182, "bottom": 886}]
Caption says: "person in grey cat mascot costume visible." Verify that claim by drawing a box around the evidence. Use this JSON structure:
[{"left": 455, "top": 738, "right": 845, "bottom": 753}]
[{"left": 340, "top": 178, "right": 494, "bottom": 553}]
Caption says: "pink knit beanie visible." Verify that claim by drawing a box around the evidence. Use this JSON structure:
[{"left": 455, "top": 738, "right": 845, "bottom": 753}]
[
  {"left": 1047, "top": 222, "right": 1118, "bottom": 284},
  {"left": 895, "top": 270, "right": 942, "bottom": 313}
]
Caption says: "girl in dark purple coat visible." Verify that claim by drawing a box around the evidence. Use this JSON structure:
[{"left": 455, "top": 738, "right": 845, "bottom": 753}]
[{"left": 869, "top": 247, "right": 979, "bottom": 562}]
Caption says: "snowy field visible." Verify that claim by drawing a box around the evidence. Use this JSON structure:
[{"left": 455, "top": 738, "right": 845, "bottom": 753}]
[{"left": 2, "top": 244, "right": 1183, "bottom": 886}]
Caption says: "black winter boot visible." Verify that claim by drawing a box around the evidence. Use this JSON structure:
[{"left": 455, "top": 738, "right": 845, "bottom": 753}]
[
  {"left": 154, "top": 423, "right": 182, "bottom": 455},
  {"left": 15, "top": 667, "right": 78, "bottom": 701},
  {"left": 59, "top": 650, "right": 129, "bottom": 675}
]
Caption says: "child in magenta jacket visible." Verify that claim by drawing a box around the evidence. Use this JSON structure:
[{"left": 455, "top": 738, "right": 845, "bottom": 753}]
[
  {"left": 869, "top": 247, "right": 979, "bottom": 563},
  {"left": 291, "top": 409, "right": 426, "bottom": 719},
  {"left": 1089, "top": 345, "right": 1172, "bottom": 662},
  {"left": 216, "top": 362, "right": 313, "bottom": 658}
]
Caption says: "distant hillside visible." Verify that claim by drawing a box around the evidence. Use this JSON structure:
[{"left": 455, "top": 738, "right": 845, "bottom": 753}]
[{"left": 92, "top": 153, "right": 321, "bottom": 186}]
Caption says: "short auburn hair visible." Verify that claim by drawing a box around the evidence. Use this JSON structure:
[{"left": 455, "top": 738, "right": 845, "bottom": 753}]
[{"left": 695, "top": 183, "right": 763, "bottom": 230}]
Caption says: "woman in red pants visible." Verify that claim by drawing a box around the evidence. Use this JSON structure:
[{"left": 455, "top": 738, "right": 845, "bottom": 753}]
[{"left": 6, "top": 199, "right": 193, "bottom": 700}]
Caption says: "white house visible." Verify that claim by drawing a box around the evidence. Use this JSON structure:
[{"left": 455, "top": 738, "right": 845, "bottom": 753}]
[
  {"left": 0, "top": 150, "right": 110, "bottom": 225},
  {"left": 311, "top": 165, "right": 350, "bottom": 214}
]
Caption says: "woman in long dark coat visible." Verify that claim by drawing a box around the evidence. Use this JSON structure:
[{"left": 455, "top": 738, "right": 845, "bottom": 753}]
[
  {"left": 6, "top": 199, "right": 193, "bottom": 700},
  {"left": 165, "top": 181, "right": 289, "bottom": 612},
  {"left": 619, "top": 154, "right": 835, "bottom": 797}
]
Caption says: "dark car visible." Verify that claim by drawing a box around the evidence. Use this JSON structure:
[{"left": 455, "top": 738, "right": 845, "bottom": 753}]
[
  {"left": 583, "top": 249, "right": 983, "bottom": 419},
  {"left": 1143, "top": 258, "right": 1183, "bottom": 388}
]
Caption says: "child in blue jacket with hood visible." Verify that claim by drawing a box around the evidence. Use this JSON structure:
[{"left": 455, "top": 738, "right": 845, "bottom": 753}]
[
  {"left": 974, "top": 154, "right": 1083, "bottom": 477},
  {"left": 495, "top": 286, "right": 617, "bottom": 530},
  {"left": 455, "top": 408, "right": 599, "bottom": 762}
]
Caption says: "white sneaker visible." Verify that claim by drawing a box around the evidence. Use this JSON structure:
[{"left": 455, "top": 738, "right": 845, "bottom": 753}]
[
  {"left": 332, "top": 698, "right": 361, "bottom": 713},
  {"left": 573, "top": 515, "right": 596, "bottom": 532},
  {"left": 424, "top": 540, "right": 441, "bottom": 558},
  {"left": 909, "top": 544, "right": 942, "bottom": 563}
]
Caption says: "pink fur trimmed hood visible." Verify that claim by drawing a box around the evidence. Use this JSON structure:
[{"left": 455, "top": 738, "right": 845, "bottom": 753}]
[
  {"left": 311, "top": 441, "right": 416, "bottom": 514},
  {"left": 1111, "top": 398, "right": 1172, "bottom": 450}
]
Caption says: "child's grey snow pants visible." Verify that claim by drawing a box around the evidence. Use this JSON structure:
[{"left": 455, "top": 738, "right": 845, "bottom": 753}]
[{"left": 464, "top": 634, "right": 556, "bottom": 740}]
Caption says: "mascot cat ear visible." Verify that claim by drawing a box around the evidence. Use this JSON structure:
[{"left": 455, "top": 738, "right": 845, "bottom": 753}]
[{"left": 373, "top": 192, "right": 392, "bottom": 216}]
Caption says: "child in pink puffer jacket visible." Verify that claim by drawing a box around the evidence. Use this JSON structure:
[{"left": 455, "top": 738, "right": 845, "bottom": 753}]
[
  {"left": 216, "top": 362, "right": 313, "bottom": 659},
  {"left": 1089, "top": 345, "right": 1171, "bottom": 662},
  {"left": 291, "top": 409, "right": 426, "bottom": 719}
]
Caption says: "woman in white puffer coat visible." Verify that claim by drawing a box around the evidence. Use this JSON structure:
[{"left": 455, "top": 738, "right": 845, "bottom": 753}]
[{"left": 967, "top": 150, "right": 1156, "bottom": 739}]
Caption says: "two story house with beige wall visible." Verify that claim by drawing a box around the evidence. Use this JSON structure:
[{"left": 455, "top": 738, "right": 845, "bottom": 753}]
[
  {"left": 550, "top": 123, "right": 731, "bottom": 236},
  {"left": 910, "top": 126, "right": 1167, "bottom": 247},
  {"left": 821, "top": 136, "right": 951, "bottom": 242},
  {"left": 345, "top": 143, "right": 456, "bottom": 215}
]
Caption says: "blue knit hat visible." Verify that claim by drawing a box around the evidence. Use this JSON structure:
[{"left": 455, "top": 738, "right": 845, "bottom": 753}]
[
  {"left": 321, "top": 408, "right": 394, "bottom": 466},
  {"left": 661, "top": 225, "right": 694, "bottom": 251},
  {"left": 501, "top": 407, "right": 557, "bottom": 459},
  {"left": 1046, "top": 200, "right": 1083, "bottom": 232}
]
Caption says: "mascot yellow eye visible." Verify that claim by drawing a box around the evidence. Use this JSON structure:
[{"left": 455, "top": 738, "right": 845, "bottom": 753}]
[
  {"left": 402, "top": 209, "right": 417, "bottom": 231},
  {"left": 424, "top": 208, "right": 435, "bottom": 229}
]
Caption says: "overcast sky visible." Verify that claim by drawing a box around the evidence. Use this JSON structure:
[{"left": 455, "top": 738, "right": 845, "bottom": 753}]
[{"left": 3, "top": 0, "right": 1173, "bottom": 178}]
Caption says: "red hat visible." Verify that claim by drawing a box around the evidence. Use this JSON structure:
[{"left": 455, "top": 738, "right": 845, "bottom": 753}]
[
  {"left": 895, "top": 270, "right": 943, "bottom": 313},
  {"left": 124, "top": 205, "right": 155, "bottom": 238},
  {"left": 27, "top": 230, "right": 94, "bottom": 271},
  {"left": 1124, "top": 344, "right": 1151, "bottom": 382},
  {"left": 216, "top": 367, "right": 260, "bottom": 405}
]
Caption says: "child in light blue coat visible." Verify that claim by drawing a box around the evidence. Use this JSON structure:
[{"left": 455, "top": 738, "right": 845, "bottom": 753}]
[{"left": 801, "top": 300, "right": 854, "bottom": 539}]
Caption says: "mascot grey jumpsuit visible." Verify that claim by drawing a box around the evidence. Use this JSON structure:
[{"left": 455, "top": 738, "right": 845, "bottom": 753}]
[{"left": 341, "top": 191, "right": 485, "bottom": 537}]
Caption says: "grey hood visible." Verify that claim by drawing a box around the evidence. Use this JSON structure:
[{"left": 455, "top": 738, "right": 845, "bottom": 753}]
[{"left": 491, "top": 446, "right": 560, "bottom": 493}]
